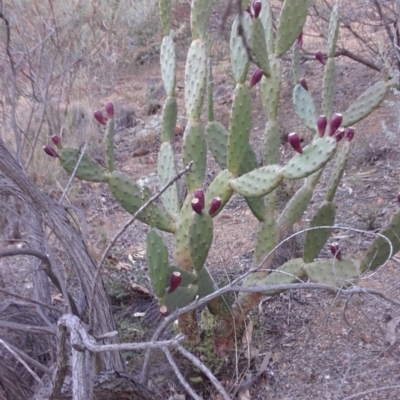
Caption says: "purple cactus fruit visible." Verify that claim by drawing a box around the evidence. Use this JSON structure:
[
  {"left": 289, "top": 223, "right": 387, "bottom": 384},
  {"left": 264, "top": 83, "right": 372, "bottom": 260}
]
[
  {"left": 208, "top": 197, "right": 222, "bottom": 216},
  {"left": 94, "top": 110, "right": 107, "bottom": 125},
  {"left": 328, "top": 113, "right": 343, "bottom": 136},
  {"left": 317, "top": 115, "right": 327, "bottom": 137},
  {"left": 51, "top": 135, "right": 62, "bottom": 147},
  {"left": 249, "top": 69, "right": 263, "bottom": 89},
  {"left": 345, "top": 127, "right": 355, "bottom": 142},
  {"left": 252, "top": 0, "right": 262, "bottom": 18},
  {"left": 168, "top": 272, "right": 182, "bottom": 293},
  {"left": 288, "top": 132, "right": 303, "bottom": 154},
  {"left": 334, "top": 128, "right": 345, "bottom": 142},
  {"left": 330, "top": 243, "right": 342, "bottom": 260},
  {"left": 315, "top": 50, "right": 326, "bottom": 65},
  {"left": 296, "top": 31, "right": 303, "bottom": 49},
  {"left": 159, "top": 305, "right": 169, "bottom": 316},
  {"left": 105, "top": 102, "right": 114, "bottom": 119},
  {"left": 300, "top": 77, "right": 308, "bottom": 91},
  {"left": 43, "top": 145, "right": 59, "bottom": 158},
  {"left": 191, "top": 198, "right": 203, "bottom": 215},
  {"left": 193, "top": 188, "right": 205, "bottom": 209},
  {"left": 398, "top": 193, "right": 400, "bottom": 204}
]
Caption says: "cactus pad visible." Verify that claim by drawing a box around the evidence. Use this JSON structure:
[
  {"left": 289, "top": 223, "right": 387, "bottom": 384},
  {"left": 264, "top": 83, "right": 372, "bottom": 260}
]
[
  {"left": 160, "top": 36, "right": 176, "bottom": 97},
  {"left": 162, "top": 284, "right": 199, "bottom": 312},
  {"left": 59, "top": 147, "right": 109, "bottom": 182},
  {"left": 342, "top": 81, "right": 388, "bottom": 127},
  {"left": 189, "top": 212, "right": 213, "bottom": 271},
  {"left": 303, "top": 200, "right": 336, "bottom": 263},
  {"left": 254, "top": 216, "right": 277, "bottom": 265},
  {"left": 161, "top": 96, "right": 178, "bottom": 143},
  {"left": 230, "top": 165, "right": 283, "bottom": 198},
  {"left": 251, "top": 18, "right": 271, "bottom": 77},
  {"left": 146, "top": 228, "right": 169, "bottom": 298},
  {"left": 259, "top": 0, "right": 274, "bottom": 54},
  {"left": 322, "top": 58, "right": 336, "bottom": 119},
  {"left": 293, "top": 83, "right": 318, "bottom": 131},
  {"left": 206, "top": 120, "right": 228, "bottom": 170},
  {"left": 305, "top": 258, "right": 360, "bottom": 287},
  {"left": 261, "top": 55, "right": 281, "bottom": 120},
  {"left": 327, "top": 4, "right": 339, "bottom": 58},
  {"left": 168, "top": 265, "right": 198, "bottom": 287},
  {"left": 205, "top": 169, "right": 235, "bottom": 217},
  {"left": 280, "top": 136, "right": 337, "bottom": 180},
  {"left": 190, "top": 0, "right": 212, "bottom": 40},
  {"left": 159, "top": 0, "right": 171, "bottom": 36}
]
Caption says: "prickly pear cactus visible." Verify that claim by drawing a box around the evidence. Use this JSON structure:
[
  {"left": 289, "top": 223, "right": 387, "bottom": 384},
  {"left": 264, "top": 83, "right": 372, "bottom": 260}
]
[{"left": 44, "top": 0, "right": 399, "bottom": 343}]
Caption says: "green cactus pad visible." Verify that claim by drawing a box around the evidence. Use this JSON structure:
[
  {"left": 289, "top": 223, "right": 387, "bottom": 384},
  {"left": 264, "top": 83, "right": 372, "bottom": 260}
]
[
  {"left": 277, "top": 184, "right": 313, "bottom": 232},
  {"left": 342, "top": 81, "right": 388, "bottom": 127},
  {"left": 206, "top": 58, "right": 214, "bottom": 122},
  {"left": 182, "top": 121, "right": 207, "bottom": 193},
  {"left": 228, "top": 84, "right": 252, "bottom": 174},
  {"left": 305, "top": 258, "right": 360, "bottom": 287},
  {"left": 168, "top": 265, "right": 198, "bottom": 287},
  {"left": 206, "top": 121, "right": 228, "bottom": 170},
  {"left": 261, "top": 55, "right": 281, "bottom": 120},
  {"left": 162, "top": 284, "right": 199, "bottom": 312},
  {"left": 159, "top": 0, "right": 171, "bottom": 36},
  {"left": 230, "top": 13, "right": 252, "bottom": 84},
  {"left": 292, "top": 42, "right": 301, "bottom": 84},
  {"left": 327, "top": 4, "right": 339, "bottom": 58},
  {"left": 59, "top": 147, "right": 109, "bottom": 182},
  {"left": 239, "top": 145, "right": 266, "bottom": 221},
  {"left": 205, "top": 169, "right": 235, "bottom": 217},
  {"left": 322, "top": 58, "right": 336, "bottom": 119},
  {"left": 263, "top": 120, "right": 280, "bottom": 165},
  {"left": 196, "top": 267, "right": 232, "bottom": 316},
  {"left": 158, "top": 142, "right": 180, "bottom": 218},
  {"left": 185, "top": 39, "right": 207, "bottom": 121},
  {"left": 231, "top": 165, "right": 283, "bottom": 198},
  {"left": 275, "top": 0, "right": 310, "bottom": 57},
  {"left": 160, "top": 36, "right": 176, "bottom": 97},
  {"left": 257, "top": 258, "right": 305, "bottom": 295},
  {"left": 108, "top": 170, "right": 176, "bottom": 233},
  {"left": 360, "top": 210, "right": 400, "bottom": 273},
  {"left": 161, "top": 96, "right": 178, "bottom": 143},
  {"left": 105, "top": 118, "right": 115, "bottom": 172},
  {"left": 189, "top": 212, "right": 213, "bottom": 271},
  {"left": 325, "top": 140, "right": 351, "bottom": 202},
  {"left": 254, "top": 216, "right": 277, "bottom": 265},
  {"left": 280, "top": 136, "right": 337, "bottom": 180},
  {"left": 251, "top": 18, "right": 271, "bottom": 77},
  {"left": 190, "top": 0, "right": 213, "bottom": 40},
  {"left": 303, "top": 201, "right": 336, "bottom": 263},
  {"left": 146, "top": 228, "right": 169, "bottom": 298},
  {"left": 259, "top": 0, "right": 275, "bottom": 54},
  {"left": 293, "top": 83, "right": 318, "bottom": 131}
]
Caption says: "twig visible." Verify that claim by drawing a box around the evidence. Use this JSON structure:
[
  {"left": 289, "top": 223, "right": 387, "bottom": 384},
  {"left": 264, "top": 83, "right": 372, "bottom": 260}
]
[
  {"left": 0, "top": 319, "right": 56, "bottom": 335},
  {"left": 88, "top": 161, "right": 193, "bottom": 329},
  {"left": 0, "top": 287, "right": 60, "bottom": 312},
  {"left": 342, "top": 385, "right": 400, "bottom": 400},
  {"left": 162, "top": 346, "right": 202, "bottom": 400},
  {"left": 49, "top": 323, "right": 68, "bottom": 400},
  {"left": 174, "top": 343, "right": 231, "bottom": 400},
  {"left": 0, "top": 247, "right": 78, "bottom": 315},
  {"left": 0, "top": 338, "right": 43, "bottom": 384},
  {"left": 59, "top": 142, "right": 88, "bottom": 205}
]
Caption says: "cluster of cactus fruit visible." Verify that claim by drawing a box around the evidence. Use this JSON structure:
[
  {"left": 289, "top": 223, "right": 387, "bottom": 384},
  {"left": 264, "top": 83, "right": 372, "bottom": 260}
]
[{"left": 44, "top": 0, "right": 399, "bottom": 327}]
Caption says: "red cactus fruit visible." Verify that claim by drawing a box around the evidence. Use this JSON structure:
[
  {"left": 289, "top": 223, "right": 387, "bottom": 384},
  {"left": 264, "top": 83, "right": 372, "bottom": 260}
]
[
  {"left": 300, "top": 77, "right": 308, "bottom": 91},
  {"left": 209, "top": 197, "right": 222, "bottom": 216},
  {"left": 43, "top": 145, "right": 59, "bottom": 158},
  {"left": 105, "top": 102, "right": 114, "bottom": 119},
  {"left": 334, "top": 128, "right": 345, "bottom": 142},
  {"left": 328, "top": 113, "right": 343, "bottom": 136},
  {"left": 345, "top": 127, "right": 355, "bottom": 142},
  {"left": 252, "top": 0, "right": 261, "bottom": 18},
  {"left": 288, "top": 132, "right": 303, "bottom": 154},
  {"left": 168, "top": 272, "right": 182, "bottom": 293},
  {"left": 193, "top": 189, "right": 205, "bottom": 209},
  {"left": 315, "top": 50, "right": 326, "bottom": 65},
  {"left": 330, "top": 243, "right": 342, "bottom": 260},
  {"left": 296, "top": 31, "right": 303, "bottom": 49},
  {"left": 94, "top": 110, "right": 107, "bottom": 125},
  {"left": 317, "top": 115, "right": 327, "bottom": 137},
  {"left": 191, "top": 198, "right": 203, "bottom": 215},
  {"left": 51, "top": 135, "right": 62, "bottom": 147},
  {"left": 249, "top": 69, "right": 263, "bottom": 89}
]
